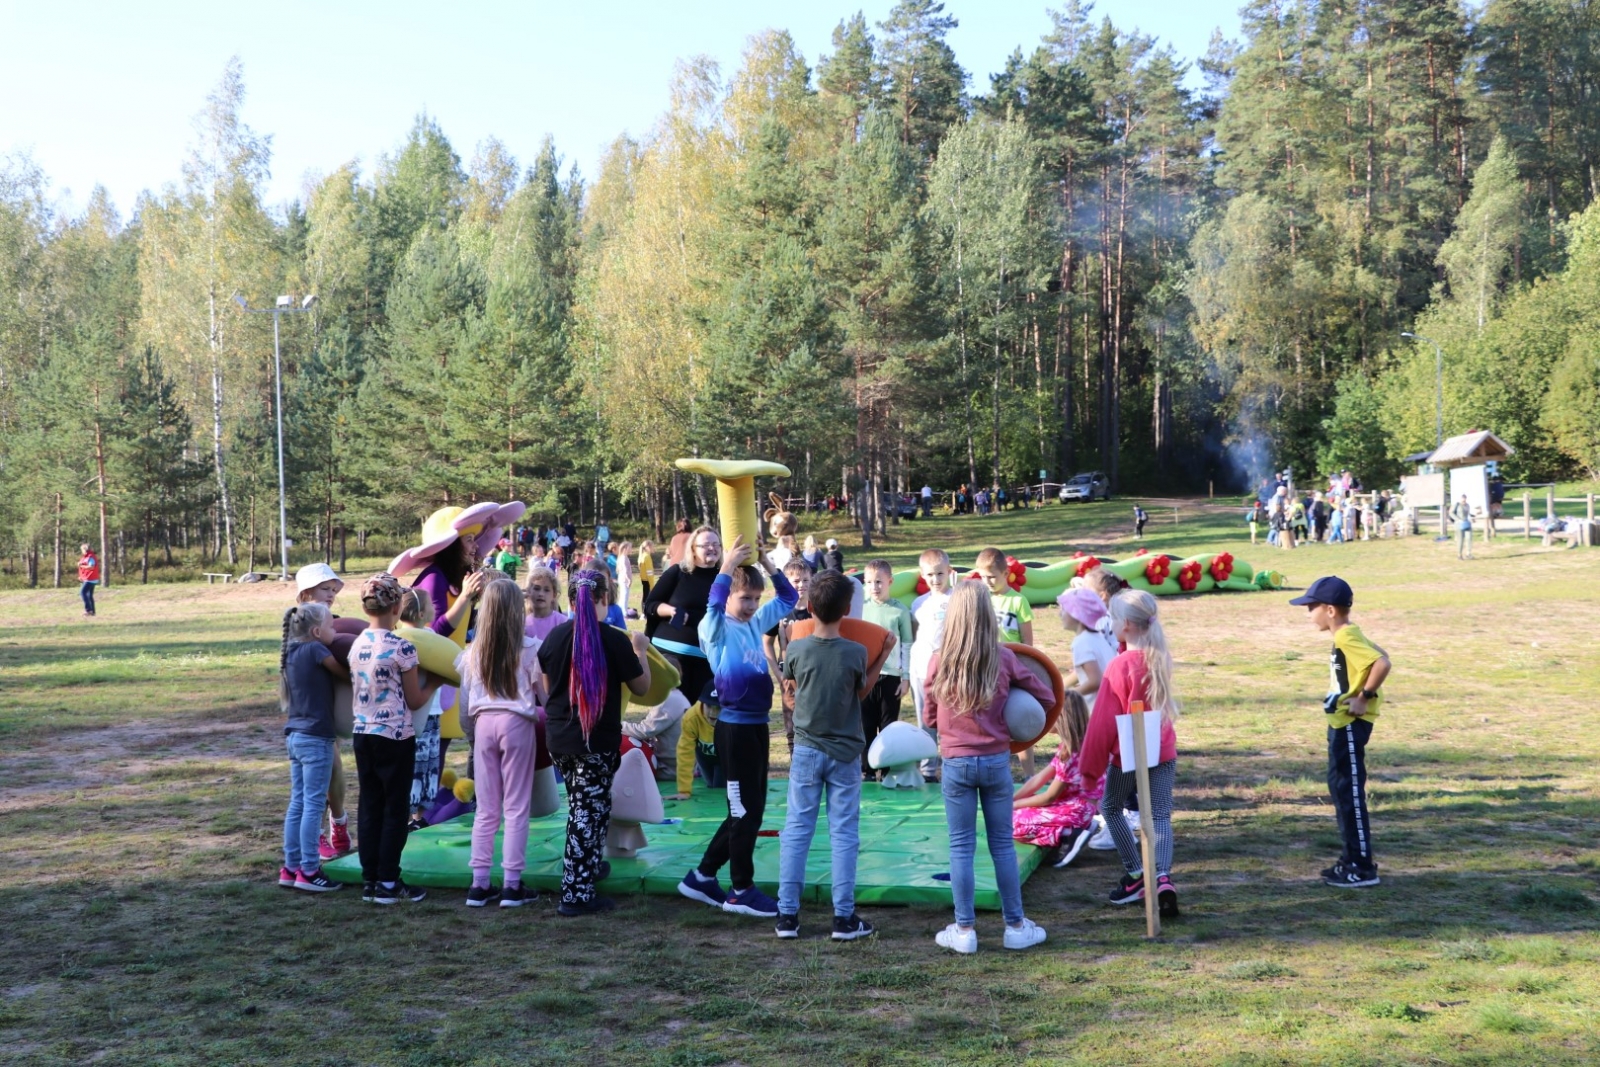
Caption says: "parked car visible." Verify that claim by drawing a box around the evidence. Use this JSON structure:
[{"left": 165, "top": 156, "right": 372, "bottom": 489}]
[
  {"left": 1059, "top": 471, "right": 1111, "bottom": 503},
  {"left": 885, "top": 493, "right": 919, "bottom": 519}
]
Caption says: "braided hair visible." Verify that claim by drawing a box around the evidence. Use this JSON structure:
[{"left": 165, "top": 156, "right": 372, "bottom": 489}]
[
  {"left": 279, "top": 603, "right": 332, "bottom": 712},
  {"left": 569, "top": 568, "right": 612, "bottom": 743}
]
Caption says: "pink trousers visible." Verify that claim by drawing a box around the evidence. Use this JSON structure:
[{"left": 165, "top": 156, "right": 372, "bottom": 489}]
[{"left": 470, "top": 712, "right": 538, "bottom": 882}]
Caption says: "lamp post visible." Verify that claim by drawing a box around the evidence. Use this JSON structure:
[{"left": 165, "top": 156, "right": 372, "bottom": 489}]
[
  {"left": 234, "top": 293, "right": 317, "bottom": 579},
  {"left": 1401, "top": 331, "right": 1444, "bottom": 449}
]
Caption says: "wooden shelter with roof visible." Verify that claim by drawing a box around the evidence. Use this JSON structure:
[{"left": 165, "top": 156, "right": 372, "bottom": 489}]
[
  {"left": 1398, "top": 431, "right": 1513, "bottom": 534},
  {"left": 1433, "top": 431, "right": 1512, "bottom": 527}
]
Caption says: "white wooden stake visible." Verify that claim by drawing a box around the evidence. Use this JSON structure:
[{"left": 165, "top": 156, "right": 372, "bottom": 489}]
[{"left": 1131, "top": 700, "right": 1160, "bottom": 938}]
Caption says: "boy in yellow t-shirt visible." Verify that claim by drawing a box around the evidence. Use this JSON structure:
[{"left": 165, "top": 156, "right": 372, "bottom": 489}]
[
  {"left": 1291, "top": 576, "right": 1391, "bottom": 889},
  {"left": 975, "top": 547, "right": 1033, "bottom": 644}
]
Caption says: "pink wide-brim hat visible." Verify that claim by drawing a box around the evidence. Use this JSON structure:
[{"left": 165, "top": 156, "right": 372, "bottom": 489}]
[
  {"left": 473, "top": 502, "right": 527, "bottom": 558},
  {"left": 388, "top": 501, "right": 526, "bottom": 579}
]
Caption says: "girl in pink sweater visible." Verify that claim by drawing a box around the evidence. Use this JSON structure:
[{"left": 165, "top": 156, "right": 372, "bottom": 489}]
[
  {"left": 922, "top": 583, "right": 1056, "bottom": 955},
  {"left": 458, "top": 578, "right": 547, "bottom": 908}
]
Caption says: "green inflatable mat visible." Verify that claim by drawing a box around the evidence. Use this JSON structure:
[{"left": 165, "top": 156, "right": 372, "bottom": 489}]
[{"left": 324, "top": 780, "right": 1043, "bottom": 911}]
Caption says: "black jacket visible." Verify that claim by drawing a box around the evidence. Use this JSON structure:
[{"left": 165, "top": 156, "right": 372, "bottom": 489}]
[{"left": 642, "top": 563, "right": 719, "bottom": 646}]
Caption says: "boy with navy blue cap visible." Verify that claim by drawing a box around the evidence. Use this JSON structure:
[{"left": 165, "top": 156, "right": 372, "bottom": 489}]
[{"left": 1290, "top": 576, "right": 1392, "bottom": 888}]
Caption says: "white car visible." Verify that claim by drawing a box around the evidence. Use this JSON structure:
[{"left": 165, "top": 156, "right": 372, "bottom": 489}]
[{"left": 1059, "top": 471, "right": 1111, "bottom": 503}]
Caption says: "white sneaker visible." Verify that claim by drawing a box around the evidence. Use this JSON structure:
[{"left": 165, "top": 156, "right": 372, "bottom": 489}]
[
  {"left": 1087, "top": 815, "right": 1116, "bottom": 850},
  {"left": 1003, "top": 918, "right": 1047, "bottom": 951},
  {"left": 935, "top": 923, "right": 978, "bottom": 954}
]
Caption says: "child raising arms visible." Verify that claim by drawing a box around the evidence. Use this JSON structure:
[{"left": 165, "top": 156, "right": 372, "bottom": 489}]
[
  {"left": 457, "top": 579, "right": 546, "bottom": 907},
  {"left": 1012, "top": 691, "right": 1102, "bottom": 868},
  {"left": 350, "top": 573, "right": 444, "bottom": 905},
  {"left": 279, "top": 602, "right": 348, "bottom": 892},
  {"left": 677, "top": 536, "right": 798, "bottom": 919}
]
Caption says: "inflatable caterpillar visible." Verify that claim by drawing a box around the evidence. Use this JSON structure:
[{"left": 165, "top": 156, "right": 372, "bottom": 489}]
[{"left": 882, "top": 551, "right": 1283, "bottom": 607}]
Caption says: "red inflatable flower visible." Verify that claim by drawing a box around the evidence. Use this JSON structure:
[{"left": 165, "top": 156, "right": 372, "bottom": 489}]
[
  {"left": 1208, "top": 552, "right": 1235, "bottom": 583},
  {"left": 1135, "top": 547, "right": 1149, "bottom": 557},
  {"left": 1005, "top": 556, "right": 1027, "bottom": 591},
  {"left": 1144, "top": 554, "right": 1172, "bottom": 586},
  {"left": 915, "top": 575, "right": 930, "bottom": 596},
  {"left": 1074, "top": 556, "right": 1101, "bottom": 578},
  {"left": 1177, "top": 559, "right": 1202, "bottom": 592}
]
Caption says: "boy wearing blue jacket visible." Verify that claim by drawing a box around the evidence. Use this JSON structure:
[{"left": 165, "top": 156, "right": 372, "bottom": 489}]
[{"left": 677, "top": 535, "right": 797, "bottom": 918}]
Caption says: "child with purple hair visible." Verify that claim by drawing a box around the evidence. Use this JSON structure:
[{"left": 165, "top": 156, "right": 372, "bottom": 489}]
[{"left": 537, "top": 567, "right": 654, "bottom": 916}]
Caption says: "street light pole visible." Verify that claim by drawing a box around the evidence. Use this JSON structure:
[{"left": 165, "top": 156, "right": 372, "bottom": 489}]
[
  {"left": 235, "top": 294, "right": 317, "bottom": 580},
  {"left": 1401, "top": 331, "right": 1444, "bottom": 449}
]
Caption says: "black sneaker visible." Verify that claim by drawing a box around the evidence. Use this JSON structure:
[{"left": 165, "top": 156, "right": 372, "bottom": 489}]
[
  {"left": 362, "top": 881, "right": 376, "bottom": 903},
  {"left": 1108, "top": 872, "right": 1145, "bottom": 905},
  {"left": 775, "top": 913, "right": 800, "bottom": 939},
  {"left": 1323, "top": 861, "right": 1380, "bottom": 888},
  {"left": 465, "top": 885, "right": 498, "bottom": 908},
  {"left": 499, "top": 884, "right": 529, "bottom": 908},
  {"left": 1156, "top": 874, "right": 1180, "bottom": 918},
  {"left": 1053, "top": 826, "right": 1092, "bottom": 869},
  {"left": 831, "top": 913, "right": 875, "bottom": 941},
  {"left": 374, "top": 880, "right": 427, "bottom": 905},
  {"left": 557, "top": 895, "right": 617, "bottom": 917}
]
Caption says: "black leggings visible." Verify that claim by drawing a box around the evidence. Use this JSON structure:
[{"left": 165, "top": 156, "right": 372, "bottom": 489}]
[
  {"left": 696, "top": 720, "right": 769, "bottom": 890},
  {"left": 353, "top": 733, "right": 416, "bottom": 883},
  {"left": 553, "top": 752, "right": 619, "bottom": 906},
  {"left": 860, "top": 675, "right": 903, "bottom": 773},
  {"left": 676, "top": 655, "right": 713, "bottom": 707}
]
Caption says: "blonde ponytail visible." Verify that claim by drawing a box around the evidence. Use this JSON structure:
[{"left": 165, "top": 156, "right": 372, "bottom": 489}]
[
  {"left": 1110, "top": 590, "right": 1179, "bottom": 722},
  {"left": 931, "top": 582, "right": 1001, "bottom": 715}
]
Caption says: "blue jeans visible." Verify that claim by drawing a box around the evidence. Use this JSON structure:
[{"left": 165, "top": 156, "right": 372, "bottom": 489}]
[
  {"left": 778, "top": 746, "right": 862, "bottom": 917},
  {"left": 942, "top": 753, "right": 1024, "bottom": 927},
  {"left": 284, "top": 732, "right": 337, "bottom": 873},
  {"left": 80, "top": 581, "right": 96, "bottom": 614}
]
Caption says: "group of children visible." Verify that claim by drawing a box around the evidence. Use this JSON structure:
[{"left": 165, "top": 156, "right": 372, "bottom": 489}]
[{"left": 277, "top": 523, "right": 1393, "bottom": 950}]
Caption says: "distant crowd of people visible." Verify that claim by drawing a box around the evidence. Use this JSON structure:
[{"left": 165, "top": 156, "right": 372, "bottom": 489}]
[{"left": 1247, "top": 471, "right": 1400, "bottom": 550}]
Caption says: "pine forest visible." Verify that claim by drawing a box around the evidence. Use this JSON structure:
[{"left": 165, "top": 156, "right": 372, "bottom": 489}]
[{"left": 6, "top": 0, "right": 1600, "bottom": 583}]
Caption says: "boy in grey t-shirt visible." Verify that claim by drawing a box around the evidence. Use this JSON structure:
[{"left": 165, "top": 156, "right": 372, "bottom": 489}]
[{"left": 775, "top": 572, "right": 894, "bottom": 941}]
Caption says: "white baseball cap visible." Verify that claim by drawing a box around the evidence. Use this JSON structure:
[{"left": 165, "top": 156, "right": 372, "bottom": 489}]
[
  {"left": 294, "top": 562, "right": 344, "bottom": 594},
  {"left": 826, "top": 538, "right": 839, "bottom": 548}
]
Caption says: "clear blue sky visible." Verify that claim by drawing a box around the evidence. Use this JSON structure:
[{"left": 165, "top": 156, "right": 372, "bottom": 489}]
[{"left": 2, "top": 0, "right": 1240, "bottom": 217}]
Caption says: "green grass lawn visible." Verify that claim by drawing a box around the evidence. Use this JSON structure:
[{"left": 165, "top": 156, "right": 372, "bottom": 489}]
[{"left": 2, "top": 500, "right": 1598, "bottom": 1065}]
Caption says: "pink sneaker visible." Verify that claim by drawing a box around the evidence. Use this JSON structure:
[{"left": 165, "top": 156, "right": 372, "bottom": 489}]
[
  {"left": 295, "top": 869, "right": 343, "bottom": 893},
  {"left": 318, "top": 834, "right": 336, "bottom": 861},
  {"left": 278, "top": 866, "right": 298, "bottom": 887},
  {"left": 330, "top": 821, "right": 352, "bottom": 857}
]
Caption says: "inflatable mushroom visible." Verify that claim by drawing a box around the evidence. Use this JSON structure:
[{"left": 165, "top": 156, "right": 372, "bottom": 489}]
[
  {"left": 674, "top": 458, "right": 791, "bottom": 553},
  {"left": 605, "top": 747, "right": 665, "bottom": 857}
]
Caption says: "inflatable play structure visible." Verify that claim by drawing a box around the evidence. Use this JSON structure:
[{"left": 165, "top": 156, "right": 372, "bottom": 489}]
[
  {"left": 323, "top": 781, "right": 1045, "bottom": 911},
  {"left": 880, "top": 550, "right": 1284, "bottom": 607}
]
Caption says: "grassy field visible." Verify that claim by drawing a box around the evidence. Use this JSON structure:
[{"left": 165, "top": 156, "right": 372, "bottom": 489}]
[{"left": 2, "top": 499, "right": 1599, "bottom": 1066}]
